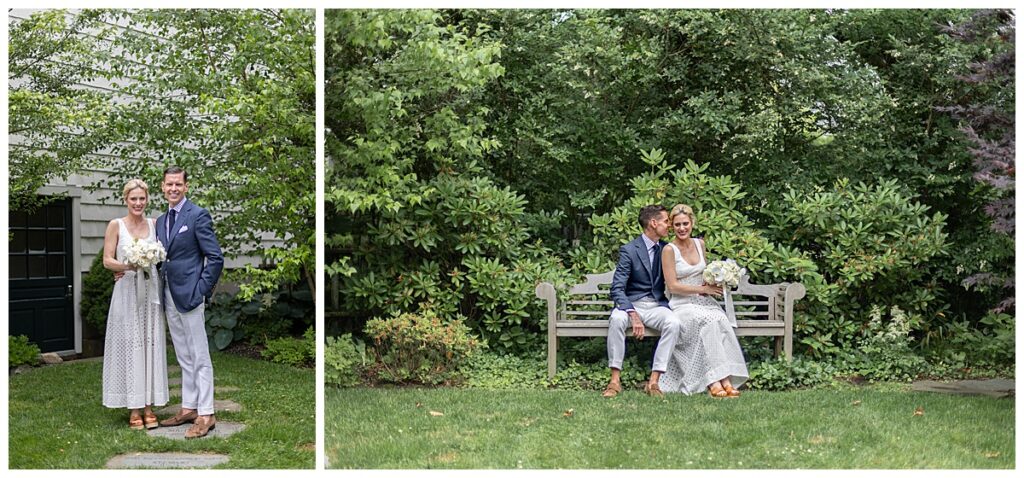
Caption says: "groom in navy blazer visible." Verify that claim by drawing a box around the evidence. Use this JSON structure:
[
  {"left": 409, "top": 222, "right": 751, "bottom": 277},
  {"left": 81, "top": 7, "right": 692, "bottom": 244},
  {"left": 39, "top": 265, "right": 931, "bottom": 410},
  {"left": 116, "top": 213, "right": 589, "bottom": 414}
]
[
  {"left": 155, "top": 166, "right": 223, "bottom": 438},
  {"left": 603, "top": 205, "right": 681, "bottom": 398}
]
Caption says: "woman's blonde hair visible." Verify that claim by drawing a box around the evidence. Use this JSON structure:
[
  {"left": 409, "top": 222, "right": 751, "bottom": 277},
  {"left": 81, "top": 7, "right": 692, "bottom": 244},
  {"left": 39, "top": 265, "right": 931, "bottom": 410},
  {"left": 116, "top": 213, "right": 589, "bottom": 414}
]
[
  {"left": 670, "top": 203, "right": 696, "bottom": 226},
  {"left": 122, "top": 179, "right": 149, "bottom": 200}
]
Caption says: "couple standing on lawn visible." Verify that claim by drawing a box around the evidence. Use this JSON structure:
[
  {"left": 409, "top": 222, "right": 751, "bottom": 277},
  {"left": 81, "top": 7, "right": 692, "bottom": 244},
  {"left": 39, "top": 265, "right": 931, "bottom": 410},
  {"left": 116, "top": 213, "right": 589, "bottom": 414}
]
[
  {"left": 100, "top": 166, "right": 224, "bottom": 438},
  {"left": 603, "top": 204, "right": 748, "bottom": 399}
]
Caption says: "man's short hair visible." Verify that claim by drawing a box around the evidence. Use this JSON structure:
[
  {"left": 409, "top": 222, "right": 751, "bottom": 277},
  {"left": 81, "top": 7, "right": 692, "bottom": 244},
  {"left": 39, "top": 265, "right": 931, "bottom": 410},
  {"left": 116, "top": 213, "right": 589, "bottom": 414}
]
[
  {"left": 638, "top": 204, "right": 667, "bottom": 230},
  {"left": 163, "top": 165, "right": 188, "bottom": 183}
]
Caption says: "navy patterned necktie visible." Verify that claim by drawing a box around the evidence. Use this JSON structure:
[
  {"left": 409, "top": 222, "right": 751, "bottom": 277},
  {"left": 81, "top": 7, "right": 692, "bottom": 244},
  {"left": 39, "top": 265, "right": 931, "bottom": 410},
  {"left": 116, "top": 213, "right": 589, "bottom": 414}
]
[{"left": 168, "top": 209, "right": 177, "bottom": 236}]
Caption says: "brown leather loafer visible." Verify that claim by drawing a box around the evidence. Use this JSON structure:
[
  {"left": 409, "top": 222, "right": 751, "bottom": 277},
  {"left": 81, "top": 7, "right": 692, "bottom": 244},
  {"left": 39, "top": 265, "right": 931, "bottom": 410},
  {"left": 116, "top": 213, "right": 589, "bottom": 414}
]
[
  {"left": 644, "top": 382, "right": 665, "bottom": 398},
  {"left": 601, "top": 381, "right": 622, "bottom": 398},
  {"left": 184, "top": 416, "right": 216, "bottom": 439},
  {"left": 159, "top": 410, "right": 198, "bottom": 427}
]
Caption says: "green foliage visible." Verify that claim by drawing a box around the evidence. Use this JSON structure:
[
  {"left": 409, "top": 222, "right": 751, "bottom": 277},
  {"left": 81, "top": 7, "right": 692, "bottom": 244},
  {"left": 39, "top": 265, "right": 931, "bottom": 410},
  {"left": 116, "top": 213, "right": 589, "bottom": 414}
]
[
  {"left": 326, "top": 10, "right": 573, "bottom": 353},
  {"left": 324, "top": 333, "right": 367, "bottom": 388},
  {"left": 928, "top": 312, "right": 1015, "bottom": 370},
  {"left": 204, "top": 293, "right": 246, "bottom": 351},
  {"left": 770, "top": 179, "right": 949, "bottom": 356},
  {"left": 80, "top": 248, "right": 115, "bottom": 333},
  {"left": 325, "top": 9, "right": 1012, "bottom": 368},
  {"left": 461, "top": 351, "right": 651, "bottom": 391},
  {"left": 9, "top": 335, "right": 41, "bottom": 368},
  {"left": 364, "top": 310, "right": 481, "bottom": 385},
  {"left": 848, "top": 306, "right": 929, "bottom": 382},
  {"left": 746, "top": 358, "right": 838, "bottom": 391},
  {"left": 8, "top": 10, "right": 116, "bottom": 213},
  {"left": 207, "top": 281, "right": 314, "bottom": 350},
  {"left": 261, "top": 326, "right": 315, "bottom": 368}
]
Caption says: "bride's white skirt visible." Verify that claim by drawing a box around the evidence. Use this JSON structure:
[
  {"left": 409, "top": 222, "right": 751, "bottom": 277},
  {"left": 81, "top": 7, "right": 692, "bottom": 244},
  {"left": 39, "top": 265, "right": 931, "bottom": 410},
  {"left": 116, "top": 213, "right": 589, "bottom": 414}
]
[{"left": 659, "top": 297, "right": 749, "bottom": 395}]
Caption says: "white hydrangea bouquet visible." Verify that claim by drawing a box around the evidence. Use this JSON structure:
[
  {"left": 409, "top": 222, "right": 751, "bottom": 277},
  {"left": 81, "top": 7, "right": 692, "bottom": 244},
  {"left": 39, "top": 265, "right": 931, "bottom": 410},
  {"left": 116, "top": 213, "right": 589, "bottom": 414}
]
[
  {"left": 124, "top": 239, "right": 166, "bottom": 280},
  {"left": 703, "top": 258, "right": 747, "bottom": 325}
]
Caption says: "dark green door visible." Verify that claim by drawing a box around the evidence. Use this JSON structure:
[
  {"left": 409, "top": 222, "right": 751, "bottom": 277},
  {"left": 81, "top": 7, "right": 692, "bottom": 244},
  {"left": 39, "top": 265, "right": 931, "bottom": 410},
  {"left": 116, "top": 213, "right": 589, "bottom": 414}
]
[{"left": 9, "top": 199, "right": 75, "bottom": 353}]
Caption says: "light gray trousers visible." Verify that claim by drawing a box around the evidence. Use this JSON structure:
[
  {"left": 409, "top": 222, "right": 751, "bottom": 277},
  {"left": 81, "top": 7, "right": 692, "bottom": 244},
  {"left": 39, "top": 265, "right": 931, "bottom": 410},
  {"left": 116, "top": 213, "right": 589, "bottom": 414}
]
[
  {"left": 165, "top": 287, "right": 215, "bottom": 416},
  {"left": 607, "top": 299, "right": 681, "bottom": 372}
]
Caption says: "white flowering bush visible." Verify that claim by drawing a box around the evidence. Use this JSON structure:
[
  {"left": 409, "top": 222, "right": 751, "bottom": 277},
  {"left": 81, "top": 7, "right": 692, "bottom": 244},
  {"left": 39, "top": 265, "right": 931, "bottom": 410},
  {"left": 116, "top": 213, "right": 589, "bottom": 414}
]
[
  {"left": 124, "top": 239, "right": 166, "bottom": 279},
  {"left": 854, "top": 305, "right": 927, "bottom": 381}
]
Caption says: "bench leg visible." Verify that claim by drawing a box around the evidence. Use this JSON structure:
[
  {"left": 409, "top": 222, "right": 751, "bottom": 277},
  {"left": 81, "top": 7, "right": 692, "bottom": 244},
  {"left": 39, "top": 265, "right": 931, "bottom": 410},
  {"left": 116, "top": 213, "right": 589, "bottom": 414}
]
[
  {"left": 774, "top": 336, "right": 782, "bottom": 358},
  {"left": 547, "top": 336, "right": 557, "bottom": 379}
]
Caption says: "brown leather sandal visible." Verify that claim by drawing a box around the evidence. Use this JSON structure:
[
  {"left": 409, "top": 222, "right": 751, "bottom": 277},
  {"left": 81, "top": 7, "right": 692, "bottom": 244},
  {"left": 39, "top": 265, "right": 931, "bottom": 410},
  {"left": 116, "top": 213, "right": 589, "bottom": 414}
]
[
  {"left": 601, "top": 381, "right": 622, "bottom": 398},
  {"left": 129, "top": 414, "right": 145, "bottom": 430},
  {"left": 708, "top": 383, "right": 729, "bottom": 399},
  {"left": 723, "top": 383, "right": 741, "bottom": 398},
  {"left": 143, "top": 411, "right": 159, "bottom": 429}
]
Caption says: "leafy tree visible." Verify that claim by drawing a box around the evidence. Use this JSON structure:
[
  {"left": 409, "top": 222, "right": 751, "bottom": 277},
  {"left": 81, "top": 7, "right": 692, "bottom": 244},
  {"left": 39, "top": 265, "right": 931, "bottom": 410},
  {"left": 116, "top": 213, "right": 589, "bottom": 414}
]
[
  {"left": 10, "top": 9, "right": 316, "bottom": 298},
  {"left": 8, "top": 10, "right": 115, "bottom": 213},
  {"left": 938, "top": 9, "right": 1015, "bottom": 313}
]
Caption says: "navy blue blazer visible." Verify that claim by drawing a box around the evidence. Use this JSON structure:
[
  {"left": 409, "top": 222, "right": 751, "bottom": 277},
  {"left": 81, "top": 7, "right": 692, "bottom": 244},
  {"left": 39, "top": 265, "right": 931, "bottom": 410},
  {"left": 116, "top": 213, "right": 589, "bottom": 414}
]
[
  {"left": 156, "top": 199, "right": 224, "bottom": 313},
  {"left": 610, "top": 235, "right": 669, "bottom": 311}
]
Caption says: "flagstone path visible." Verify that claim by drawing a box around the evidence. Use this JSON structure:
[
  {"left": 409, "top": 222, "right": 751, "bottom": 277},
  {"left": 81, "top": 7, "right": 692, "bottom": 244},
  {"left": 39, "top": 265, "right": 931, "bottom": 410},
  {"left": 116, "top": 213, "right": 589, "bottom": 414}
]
[{"left": 105, "top": 362, "right": 246, "bottom": 468}]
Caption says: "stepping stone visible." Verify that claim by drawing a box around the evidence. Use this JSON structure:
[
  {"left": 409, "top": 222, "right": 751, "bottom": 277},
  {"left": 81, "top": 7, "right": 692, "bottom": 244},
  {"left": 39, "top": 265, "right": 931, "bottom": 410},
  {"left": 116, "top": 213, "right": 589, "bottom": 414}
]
[
  {"left": 169, "top": 377, "right": 181, "bottom": 386},
  {"left": 146, "top": 421, "right": 246, "bottom": 440},
  {"left": 106, "top": 452, "right": 228, "bottom": 469},
  {"left": 156, "top": 399, "right": 243, "bottom": 416},
  {"left": 912, "top": 379, "right": 1014, "bottom": 398},
  {"left": 168, "top": 365, "right": 181, "bottom": 374},
  {"left": 169, "top": 386, "right": 239, "bottom": 397},
  {"left": 107, "top": 452, "right": 229, "bottom": 469}
]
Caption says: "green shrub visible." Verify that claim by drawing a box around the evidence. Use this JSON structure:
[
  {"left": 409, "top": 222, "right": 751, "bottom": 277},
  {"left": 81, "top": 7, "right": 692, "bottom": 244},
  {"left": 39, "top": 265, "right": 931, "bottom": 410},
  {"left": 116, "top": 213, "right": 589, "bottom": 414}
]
[
  {"left": 364, "top": 310, "right": 480, "bottom": 385},
  {"left": 926, "top": 311, "right": 1014, "bottom": 371},
  {"left": 207, "top": 281, "right": 314, "bottom": 350},
  {"left": 462, "top": 352, "right": 548, "bottom": 389},
  {"left": 771, "top": 179, "right": 949, "bottom": 357},
  {"left": 9, "top": 335, "right": 41, "bottom": 367},
  {"left": 338, "top": 174, "right": 574, "bottom": 355},
  {"left": 80, "top": 248, "right": 115, "bottom": 333},
  {"left": 462, "top": 352, "right": 651, "bottom": 391},
  {"left": 746, "top": 358, "right": 838, "bottom": 391},
  {"left": 261, "top": 326, "right": 315, "bottom": 367},
  {"left": 324, "top": 333, "right": 367, "bottom": 387}
]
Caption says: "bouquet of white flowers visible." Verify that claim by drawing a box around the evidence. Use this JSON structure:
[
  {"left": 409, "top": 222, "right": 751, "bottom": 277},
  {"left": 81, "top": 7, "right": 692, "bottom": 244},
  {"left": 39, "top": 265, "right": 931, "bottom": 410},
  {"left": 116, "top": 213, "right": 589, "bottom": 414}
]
[
  {"left": 702, "top": 258, "right": 746, "bottom": 325},
  {"left": 124, "top": 239, "right": 166, "bottom": 280},
  {"left": 702, "top": 258, "right": 745, "bottom": 289}
]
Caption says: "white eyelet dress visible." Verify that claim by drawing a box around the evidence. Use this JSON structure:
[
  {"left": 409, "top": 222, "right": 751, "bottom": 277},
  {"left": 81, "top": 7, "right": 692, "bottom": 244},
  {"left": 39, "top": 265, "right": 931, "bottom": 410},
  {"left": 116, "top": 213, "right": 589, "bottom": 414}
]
[
  {"left": 659, "top": 238, "right": 748, "bottom": 395},
  {"left": 101, "top": 218, "right": 169, "bottom": 409}
]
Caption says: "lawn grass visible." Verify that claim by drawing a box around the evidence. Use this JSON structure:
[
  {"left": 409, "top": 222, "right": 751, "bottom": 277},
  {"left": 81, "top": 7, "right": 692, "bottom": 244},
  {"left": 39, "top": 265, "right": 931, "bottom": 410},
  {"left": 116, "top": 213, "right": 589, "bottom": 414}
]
[
  {"left": 8, "top": 350, "right": 314, "bottom": 469},
  {"left": 325, "top": 384, "right": 1014, "bottom": 469}
]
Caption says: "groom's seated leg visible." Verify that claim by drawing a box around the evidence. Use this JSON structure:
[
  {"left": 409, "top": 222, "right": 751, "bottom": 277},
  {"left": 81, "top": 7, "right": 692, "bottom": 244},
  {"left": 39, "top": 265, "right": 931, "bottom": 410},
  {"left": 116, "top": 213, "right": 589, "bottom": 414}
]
[
  {"left": 640, "top": 308, "right": 680, "bottom": 373},
  {"left": 607, "top": 308, "right": 630, "bottom": 370}
]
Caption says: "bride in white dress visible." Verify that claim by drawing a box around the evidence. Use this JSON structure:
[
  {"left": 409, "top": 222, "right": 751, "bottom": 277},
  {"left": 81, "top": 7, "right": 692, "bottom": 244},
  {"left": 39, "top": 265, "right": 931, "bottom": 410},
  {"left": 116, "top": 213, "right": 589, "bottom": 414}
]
[
  {"left": 658, "top": 204, "right": 748, "bottom": 398},
  {"left": 101, "top": 179, "right": 169, "bottom": 429}
]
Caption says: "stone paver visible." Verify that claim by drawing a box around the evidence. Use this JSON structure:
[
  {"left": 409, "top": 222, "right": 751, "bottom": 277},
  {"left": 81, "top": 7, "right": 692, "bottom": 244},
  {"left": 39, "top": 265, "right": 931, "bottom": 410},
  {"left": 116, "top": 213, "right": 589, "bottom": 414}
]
[
  {"left": 169, "top": 365, "right": 181, "bottom": 374},
  {"left": 156, "top": 399, "right": 243, "bottom": 416},
  {"left": 147, "top": 421, "right": 246, "bottom": 440},
  {"left": 106, "top": 452, "right": 229, "bottom": 469},
  {"left": 912, "top": 378, "right": 1014, "bottom": 398},
  {"left": 169, "top": 377, "right": 182, "bottom": 386}
]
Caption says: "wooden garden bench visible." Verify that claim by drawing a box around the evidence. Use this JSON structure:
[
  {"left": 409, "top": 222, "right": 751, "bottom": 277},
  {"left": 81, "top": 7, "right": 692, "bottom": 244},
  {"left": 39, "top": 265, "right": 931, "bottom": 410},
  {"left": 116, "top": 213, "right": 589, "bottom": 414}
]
[{"left": 535, "top": 271, "right": 806, "bottom": 378}]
